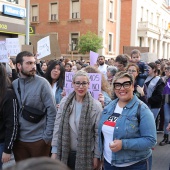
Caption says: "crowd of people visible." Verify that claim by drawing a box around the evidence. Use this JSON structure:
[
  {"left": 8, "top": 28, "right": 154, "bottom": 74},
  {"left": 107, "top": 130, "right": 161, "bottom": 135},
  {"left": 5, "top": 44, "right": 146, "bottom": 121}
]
[{"left": 0, "top": 49, "right": 170, "bottom": 170}]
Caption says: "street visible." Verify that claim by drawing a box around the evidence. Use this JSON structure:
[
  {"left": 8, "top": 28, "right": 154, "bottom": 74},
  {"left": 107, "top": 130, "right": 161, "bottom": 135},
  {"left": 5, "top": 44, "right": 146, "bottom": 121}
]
[{"left": 2, "top": 133, "right": 170, "bottom": 170}]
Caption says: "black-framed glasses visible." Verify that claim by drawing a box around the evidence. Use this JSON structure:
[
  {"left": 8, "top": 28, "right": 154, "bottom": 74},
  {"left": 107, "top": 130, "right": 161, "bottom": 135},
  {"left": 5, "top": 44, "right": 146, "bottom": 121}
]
[
  {"left": 113, "top": 81, "right": 132, "bottom": 90},
  {"left": 74, "top": 81, "right": 89, "bottom": 87}
]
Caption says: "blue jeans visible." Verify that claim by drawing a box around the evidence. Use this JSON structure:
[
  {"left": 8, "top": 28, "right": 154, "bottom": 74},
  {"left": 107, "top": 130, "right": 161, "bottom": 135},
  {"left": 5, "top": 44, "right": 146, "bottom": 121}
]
[
  {"left": 150, "top": 108, "right": 160, "bottom": 120},
  {"left": 164, "top": 103, "right": 170, "bottom": 134},
  {"left": 104, "top": 156, "right": 152, "bottom": 170},
  {"left": 0, "top": 143, "right": 5, "bottom": 170}
]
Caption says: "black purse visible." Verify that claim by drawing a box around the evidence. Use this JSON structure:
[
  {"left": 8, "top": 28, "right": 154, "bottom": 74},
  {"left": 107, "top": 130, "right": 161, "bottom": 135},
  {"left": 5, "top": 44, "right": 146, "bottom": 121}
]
[{"left": 18, "top": 80, "right": 46, "bottom": 123}]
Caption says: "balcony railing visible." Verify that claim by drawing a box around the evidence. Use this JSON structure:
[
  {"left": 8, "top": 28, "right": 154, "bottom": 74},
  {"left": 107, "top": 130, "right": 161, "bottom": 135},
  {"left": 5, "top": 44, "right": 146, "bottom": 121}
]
[{"left": 138, "top": 21, "right": 160, "bottom": 32}]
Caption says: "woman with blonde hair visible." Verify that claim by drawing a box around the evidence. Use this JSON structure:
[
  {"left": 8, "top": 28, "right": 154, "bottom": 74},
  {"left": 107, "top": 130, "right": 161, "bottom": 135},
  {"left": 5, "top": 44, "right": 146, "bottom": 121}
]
[{"left": 51, "top": 70, "right": 102, "bottom": 170}]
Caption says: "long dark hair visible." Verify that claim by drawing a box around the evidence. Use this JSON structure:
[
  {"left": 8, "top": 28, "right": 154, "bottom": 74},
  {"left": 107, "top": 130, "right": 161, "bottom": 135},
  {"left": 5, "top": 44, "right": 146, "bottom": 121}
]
[
  {"left": 45, "top": 60, "right": 65, "bottom": 89},
  {"left": 0, "top": 63, "right": 11, "bottom": 105}
]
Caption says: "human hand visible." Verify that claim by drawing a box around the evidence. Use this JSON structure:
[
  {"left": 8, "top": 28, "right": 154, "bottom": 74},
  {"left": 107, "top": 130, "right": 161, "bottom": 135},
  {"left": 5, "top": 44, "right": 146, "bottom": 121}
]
[
  {"left": 2, "top": 153, "right": 11, "bottom": 163},
  {"left": 98, "top": 93, "right": 104, "bottom": 108},
  {"left": 136, "top": 85, "right": 144, "bottom": 96},
  {"left": 109, "top": 139, "right": 122, "bottom": 152},
  {"left": 61, "top": 88, "right": 66, "bottom": 98},
  {"left": 9, "top": 59, "right": 15, "bottom": 69},
  {"left": 34, "top": 52, "right": 40, "bottom": 64},
  {"left": 51, "top": 153, "right": 57, "bottom": 159},
  {"left": 166, "top": 123, "right": 170, "bottom": 131},
  {"left": 93, "top": 157, "right": 99, "bottom": 169}
]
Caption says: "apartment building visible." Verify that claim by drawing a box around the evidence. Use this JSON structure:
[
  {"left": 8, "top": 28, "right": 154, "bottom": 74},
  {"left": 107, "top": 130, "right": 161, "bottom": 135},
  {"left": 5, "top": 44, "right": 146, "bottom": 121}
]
[
  {"left": 0, "top": 0, "right": 26, "bottom": 45},
  {"left": 120, "top": 0, "right": 170, "bottom": 59},
  {"left": 30, "top": 0, "right": 118, "bottom": 59}
]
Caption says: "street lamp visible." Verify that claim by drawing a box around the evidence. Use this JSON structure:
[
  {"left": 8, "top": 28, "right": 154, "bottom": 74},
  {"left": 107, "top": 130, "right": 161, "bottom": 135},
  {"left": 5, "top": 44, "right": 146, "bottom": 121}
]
[{"left": 26, "top": 0, "right": 30, "bottom": 45}]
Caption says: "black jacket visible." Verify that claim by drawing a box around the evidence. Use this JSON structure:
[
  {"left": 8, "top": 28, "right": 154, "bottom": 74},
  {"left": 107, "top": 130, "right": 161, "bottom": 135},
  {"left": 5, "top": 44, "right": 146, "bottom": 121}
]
[
  {"left": 0, "top": 88, "right": 18, "bottom": 154},
  {"left": 147, "top": 78, "right": 165, "bottom": 108}
]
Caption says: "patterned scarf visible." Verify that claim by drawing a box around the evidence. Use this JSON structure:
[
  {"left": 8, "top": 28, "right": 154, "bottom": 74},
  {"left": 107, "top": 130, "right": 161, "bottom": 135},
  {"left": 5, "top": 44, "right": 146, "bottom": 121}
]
[{"left": 57, "top": 91, "right": 94, "bottom": 170}]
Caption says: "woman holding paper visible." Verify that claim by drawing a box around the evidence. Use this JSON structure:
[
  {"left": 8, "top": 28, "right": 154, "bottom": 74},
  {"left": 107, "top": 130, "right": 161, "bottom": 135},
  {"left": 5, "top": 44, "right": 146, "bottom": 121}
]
[
  {"left": 45, "top": 60, "right": 65, "bottom": 105},
  {"left": 98, "top": 71, "right": 156, "bottom": 170},
  {"left": 51, "top": 70, "right": 102, "bottom": 170}
]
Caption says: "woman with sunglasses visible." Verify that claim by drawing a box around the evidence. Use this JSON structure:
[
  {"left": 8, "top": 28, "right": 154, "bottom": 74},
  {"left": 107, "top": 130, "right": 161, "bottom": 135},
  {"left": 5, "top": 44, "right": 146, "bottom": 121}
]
[
  {"left": 98, "top": 71, "right": 156, "bottom": 170},
  {"left": 45, "top": 60, "right": 65, "bottom": 105},
  {"left": 51, "top": 70, "right": 103, "bottom": 170}
]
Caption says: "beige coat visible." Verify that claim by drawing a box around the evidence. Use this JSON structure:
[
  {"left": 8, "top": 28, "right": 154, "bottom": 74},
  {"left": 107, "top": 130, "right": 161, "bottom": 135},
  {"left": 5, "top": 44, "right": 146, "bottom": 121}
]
[{"left": 51, "top": 96, "right": 103, "bottom": 158}]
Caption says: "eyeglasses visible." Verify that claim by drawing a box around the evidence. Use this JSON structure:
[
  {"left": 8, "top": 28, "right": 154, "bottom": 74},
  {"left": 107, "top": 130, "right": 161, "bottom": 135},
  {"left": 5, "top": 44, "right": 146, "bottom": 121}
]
[
  {"left": 113, "top": 81, "right": 132, "bottom": 90},
  {"left": 127, "top": 69, "right": 137, "bottom": 73},
  {"left": 74, "top": 81, "right": 89, "bottom": 87}
]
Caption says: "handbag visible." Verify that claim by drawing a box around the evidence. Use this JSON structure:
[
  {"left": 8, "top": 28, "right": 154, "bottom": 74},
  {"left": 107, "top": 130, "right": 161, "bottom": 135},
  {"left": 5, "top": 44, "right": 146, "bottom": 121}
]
[
  {"left": 22, "top": 105, "right": 46, "bottom": 123},
  {"left": 18, "top": 80, "right": 46, "bottom": 123}
]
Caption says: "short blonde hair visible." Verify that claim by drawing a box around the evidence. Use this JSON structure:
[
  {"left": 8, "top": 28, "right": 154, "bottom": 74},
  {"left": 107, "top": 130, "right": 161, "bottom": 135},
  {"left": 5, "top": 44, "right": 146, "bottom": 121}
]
[
  {"left": 113, "top": 71, "right": 134, "bottom": 84},
  {"left": 72, "top": 70, "right": 89, "bottom": 82}
]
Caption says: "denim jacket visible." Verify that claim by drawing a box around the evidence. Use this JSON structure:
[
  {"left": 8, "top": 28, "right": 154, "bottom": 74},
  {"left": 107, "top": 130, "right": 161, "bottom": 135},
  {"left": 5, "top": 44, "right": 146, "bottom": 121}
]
[
  {"left": 98, "top": 94, "right": 157, "bottom": 165},
  {"left": 55, "top": 87, "right": 63, "bottom": 105}
]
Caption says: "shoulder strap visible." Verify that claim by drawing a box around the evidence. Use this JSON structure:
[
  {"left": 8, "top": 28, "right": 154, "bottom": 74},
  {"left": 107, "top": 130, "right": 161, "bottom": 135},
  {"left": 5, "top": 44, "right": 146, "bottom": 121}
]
[
  {"left": 137, "top": 102, "right": 142, "bottom": 123},
  {"left": 17, "top": 79, "right": 23, "bottom": 106}
]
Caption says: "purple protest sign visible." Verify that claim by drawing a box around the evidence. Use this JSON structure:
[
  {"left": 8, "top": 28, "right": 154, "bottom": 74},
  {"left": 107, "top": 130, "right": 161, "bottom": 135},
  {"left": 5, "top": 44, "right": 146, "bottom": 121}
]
[
  {"left": 90, "top": 51, "right": 98, "bottom": 66},
  {"left": 65, "top": 72, "right": 74, "bottom": 95},
  {"left": 64, "top": 72, "right": 101, "bottom": 100}
]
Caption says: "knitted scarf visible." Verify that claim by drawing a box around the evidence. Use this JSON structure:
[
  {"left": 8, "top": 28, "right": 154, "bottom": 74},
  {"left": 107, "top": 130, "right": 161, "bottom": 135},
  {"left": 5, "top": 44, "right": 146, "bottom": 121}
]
[{"left": 57, "top": 91, "right": 94, "bottom": 170}]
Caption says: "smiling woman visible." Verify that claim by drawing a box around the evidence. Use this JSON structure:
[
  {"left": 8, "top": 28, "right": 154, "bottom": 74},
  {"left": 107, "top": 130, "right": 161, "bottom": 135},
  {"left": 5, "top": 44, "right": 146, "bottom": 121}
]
[
  {"left": 45, "top": 60, "right": 65, "bottom": 105},
  {"left": 51, "top": 70, "right": 103, "bottom": 170},
  {"left": 98, "top": 71, "right": 157, "bottom": 170}
]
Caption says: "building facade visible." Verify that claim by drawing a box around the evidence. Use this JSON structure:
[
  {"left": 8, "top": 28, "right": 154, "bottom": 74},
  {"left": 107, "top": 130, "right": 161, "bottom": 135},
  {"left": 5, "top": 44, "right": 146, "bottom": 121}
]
[
  {"left": 120, "top": 0, "right": 170, "bottom": 59},
  {"left": 0, "top": 0, "right": 26, "bottom": 50},
  {"left": 30, "top": 0, "right": 118, "bottom": 60}
]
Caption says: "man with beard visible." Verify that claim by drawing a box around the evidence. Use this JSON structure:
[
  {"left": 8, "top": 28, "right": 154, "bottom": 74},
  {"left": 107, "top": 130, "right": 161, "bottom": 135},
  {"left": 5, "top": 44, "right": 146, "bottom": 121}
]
[
  {"left": 12, "top": 51, "right": 57, "bottom": 162},
  {"left": 97, "top": 55, "right": 108, "bottom": 79}
]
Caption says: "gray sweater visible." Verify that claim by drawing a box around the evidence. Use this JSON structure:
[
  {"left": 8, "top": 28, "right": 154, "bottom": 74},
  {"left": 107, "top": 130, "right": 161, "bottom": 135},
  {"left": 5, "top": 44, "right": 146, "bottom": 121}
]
[{"left": 12, "top": 75, "right": 57, "bottom": 143}]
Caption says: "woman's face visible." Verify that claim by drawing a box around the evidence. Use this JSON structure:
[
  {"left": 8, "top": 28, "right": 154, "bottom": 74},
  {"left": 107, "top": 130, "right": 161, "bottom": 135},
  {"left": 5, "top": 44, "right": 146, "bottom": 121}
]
[
  {"left": 72, "top": 76, "right": 89, "bottom": 98},
  {"left": 41, "top": 63, "right": 47, "bottom": 71},
  {"left": 148, "top": 66, "right": 155, "bottom": 76},
  {"left": 51, "top": 64, "right": 61, "bottom": 81},
  {"left": 127, "top": 66, "right": 138, "bottom": 79},
  {"left": 107, "top": 70, "right": 112, "bottom": 78},
  {"left": 165, "top": 65, "right": 170, "bottom": 77},
  {"left": 113, "top": 77, "right": 134, "bottom": 104},
  {"left": 71, "top": 66, "right": 77, "bottom": 72}
]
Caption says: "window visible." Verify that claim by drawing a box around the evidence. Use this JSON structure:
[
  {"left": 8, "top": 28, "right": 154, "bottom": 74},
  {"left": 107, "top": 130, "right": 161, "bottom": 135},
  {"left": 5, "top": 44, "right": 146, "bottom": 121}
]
[
  {"left": 157, "top": 15, "right": 159, "bottom": 26},
  {"left": 71, "top": 0, "right": 80, "bottom": 19},
  {"left": 109, "top": 1, "right": 114, "bottom": 20},
  {"left": 70, "top": 33, "right": 79, "bottom": 51},
  {"left": 108, "top": 33, "right": 113, "bottom": 52},
  {"left": 150, "top": 12, "right": 153, "bottom": 23},
  {"left": 140, "top": 7, "right": 143, "bottom": 21},
  {"left": 31, "top": 5, "right": 38, "bottom": 22},
  {"left": 50, "top": 2, "right": 58, "bottom": 21},
  {"left": 5, "top": 0, "right": 18, "bottom": 4}
]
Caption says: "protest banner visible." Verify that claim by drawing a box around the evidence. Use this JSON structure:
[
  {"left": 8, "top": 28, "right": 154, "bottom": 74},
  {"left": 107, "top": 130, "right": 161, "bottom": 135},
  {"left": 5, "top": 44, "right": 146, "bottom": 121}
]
[
  {"left": 0, "top": 41, "right": 9, "bottom": 63},
  {"left": 90, "top": 51, "right": 98, "bottom": 66},
  {"left": 6, "top": 38, "right": 20, "bottom": 56},
  {"left": 37, "top": 36, "right": 51, "bottom": 59},
  {"left": 65, "top": 72, "right": 101, "bottom": 100}
]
